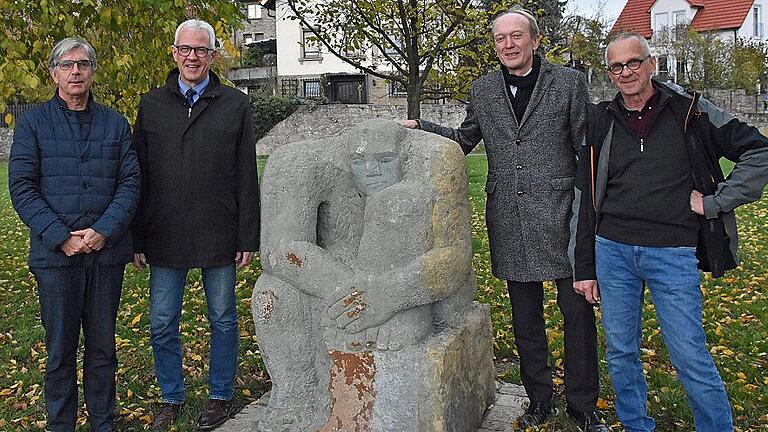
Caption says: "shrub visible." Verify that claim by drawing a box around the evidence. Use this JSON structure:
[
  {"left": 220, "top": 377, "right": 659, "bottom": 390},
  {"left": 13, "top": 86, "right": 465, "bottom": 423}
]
[{"left": 250, "top": 95, "right": 301, "bottom": 140}]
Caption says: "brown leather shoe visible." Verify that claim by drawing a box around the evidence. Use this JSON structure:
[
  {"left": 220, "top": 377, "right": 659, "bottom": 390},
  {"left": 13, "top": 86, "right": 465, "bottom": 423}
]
[
  {"left": 197, "top": 399, "right": 233, "bottom": 430},
  {"left": 152, "top": 403, "right": 182, "bottom": 431}
]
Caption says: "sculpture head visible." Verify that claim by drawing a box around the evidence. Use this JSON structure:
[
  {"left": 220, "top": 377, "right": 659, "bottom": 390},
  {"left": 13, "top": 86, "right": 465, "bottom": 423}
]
[{"left": 349, "top": 123, "right": 406, "bottom": 196}]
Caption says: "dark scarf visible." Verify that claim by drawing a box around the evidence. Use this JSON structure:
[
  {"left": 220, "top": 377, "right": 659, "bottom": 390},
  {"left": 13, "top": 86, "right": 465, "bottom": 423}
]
[{"left": 501, "top": 54, "right": 541, "bottom": 122}]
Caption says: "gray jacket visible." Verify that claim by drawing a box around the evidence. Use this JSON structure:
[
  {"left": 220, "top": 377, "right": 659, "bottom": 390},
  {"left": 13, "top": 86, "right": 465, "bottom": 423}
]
[{"left": 420, "top": 59, "right": 587, "bottom": 282}]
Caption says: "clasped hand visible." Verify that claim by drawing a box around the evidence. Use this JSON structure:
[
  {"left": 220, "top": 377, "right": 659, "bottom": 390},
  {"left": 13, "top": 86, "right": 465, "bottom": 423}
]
[
  {"left": 61, "top": 228, "right": 105, "bottom": 256},
  {"left": 326, "top": 274, "right": 398, "bottom": 335}
]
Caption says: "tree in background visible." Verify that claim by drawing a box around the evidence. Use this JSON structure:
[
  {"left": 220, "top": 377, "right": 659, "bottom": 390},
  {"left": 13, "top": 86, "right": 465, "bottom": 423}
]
[
  {"left": 241, "top": 44, "right": 266, "bottom": 68},
  {"left": 654, "top": 27, "right": 767, "bottom": 92},
  {"left": 0, "top": 0, "right": 242, "bottom": 122},
  {"left": 560, "top": 13, "right": 610, "bottom": 82},
  {"left": 655, "top": 27, "right": 729, "bottom": 90},
  {"left": 480, "top": 0, "right": 567, "bottom": 55},
  {"left": 285, "top": 0, "right": 517, "bottom": 119},
  {"left": 730, "top": 38, "right": 768, "bottom": 92}
]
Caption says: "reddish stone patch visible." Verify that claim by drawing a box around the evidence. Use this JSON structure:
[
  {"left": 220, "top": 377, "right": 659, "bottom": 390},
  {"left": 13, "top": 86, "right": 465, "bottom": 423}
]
[
  {"left": 343, "top": 291, "right": 362, "bottom": 307},
  {"left": 320, "top": 350, "right": 376, "bottom": 432},
  {"left": 286, "top": 252, "right": 303, "bottom": 268}
]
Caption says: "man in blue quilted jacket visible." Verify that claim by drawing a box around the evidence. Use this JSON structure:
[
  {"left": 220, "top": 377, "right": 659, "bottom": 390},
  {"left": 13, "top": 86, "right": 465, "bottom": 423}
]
[{"left": 8, "top": 37, "right": 140, "bottom": 432}]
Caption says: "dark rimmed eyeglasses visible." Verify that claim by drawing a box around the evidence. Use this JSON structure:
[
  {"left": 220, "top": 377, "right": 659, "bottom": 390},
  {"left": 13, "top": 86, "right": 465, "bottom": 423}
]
[
  {"left": 56, "top": 60, "right": 94, "bottom": 71},
  {"left": 174, "top": 45, "right": 214, "bottom": 58},
  {"left": 606, "top": 55, "right": 651, "bottom": 75}
]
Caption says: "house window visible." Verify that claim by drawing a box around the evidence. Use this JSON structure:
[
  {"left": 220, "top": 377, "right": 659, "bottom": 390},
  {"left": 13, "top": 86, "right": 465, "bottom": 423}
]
[
  {"left": 243, "top": 33, "right": 254, "bottom": 45},
  {"left": 247, "top": 4, "right": 262, "bottom": 19},
  {"left": 302, "top": 29, "right": 321, "bottom": 59},
  {"left": 654, "top": 12, "right": 669, "bottom": 39},
  {"left": 657, "top": 55, "right": 669, "bottom": 79},
  {"left": 676, "top": 57, "right": 686, "bottom": 83},
  {"left": 381, "top": 30, "right": 403, "bottom": 56},
  {"left": 754, "top": 6, "right": 763, "bottom": 38},
  {"left": 389, "top": 80, "right": 407, "bottom": 98},
  {"left": 254, "top": 32, "right": 265, "bottom": 42},
  {"left": 673, "top": 11, "right": 686, "bottom": 26},
  {"left": 303, "top": 79, "right": 322, "bottom": 99}
]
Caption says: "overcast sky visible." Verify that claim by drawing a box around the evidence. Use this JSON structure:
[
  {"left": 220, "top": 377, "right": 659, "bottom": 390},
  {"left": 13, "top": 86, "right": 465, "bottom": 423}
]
[{"left": 566, "top": 0, "right": 628, "bottom": 25}]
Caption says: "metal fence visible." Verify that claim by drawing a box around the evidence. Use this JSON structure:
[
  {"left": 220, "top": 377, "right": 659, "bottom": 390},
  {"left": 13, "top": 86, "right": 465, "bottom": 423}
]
[
  {"left": 280, "top": 78, "right": 299, "bottom": 98},
  {"left": 1, "top": 103, "right": 35, "bottom": 127}
]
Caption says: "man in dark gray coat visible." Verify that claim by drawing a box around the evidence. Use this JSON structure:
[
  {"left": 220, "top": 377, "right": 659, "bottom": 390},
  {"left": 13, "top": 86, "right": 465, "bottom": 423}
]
[
  {"left": 131, "top": 19, "right": 260, "bottom": 431},
  {"left": 400, "top": 8, "right": 607, "bottom": 431}
]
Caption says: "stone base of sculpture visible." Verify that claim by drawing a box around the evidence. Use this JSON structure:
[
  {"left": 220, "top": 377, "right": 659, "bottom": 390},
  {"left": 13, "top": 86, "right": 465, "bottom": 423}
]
[{"left": 254, "top": 302, "right": 495, "bottom": 432}]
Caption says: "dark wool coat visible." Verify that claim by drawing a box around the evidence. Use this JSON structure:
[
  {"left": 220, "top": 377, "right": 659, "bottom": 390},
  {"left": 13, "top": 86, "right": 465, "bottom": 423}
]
[
  {"left": 131, "top": 70, "right": 260, "bottom": 268},
  {"left": 420, "top": 59, "right": 587, "bottom": 282},
  {"left": 9, "top": 93, "right": 140, "bottom": 267}
]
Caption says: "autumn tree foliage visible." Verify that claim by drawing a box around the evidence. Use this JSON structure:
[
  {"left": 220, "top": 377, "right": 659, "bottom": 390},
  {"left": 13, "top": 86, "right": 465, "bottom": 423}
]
[
  {"left": 284, "top": 0, "right": 517, "bottom": 119},
  {"left": 0, "top": 0, "right": 243, "bottom": 121}
]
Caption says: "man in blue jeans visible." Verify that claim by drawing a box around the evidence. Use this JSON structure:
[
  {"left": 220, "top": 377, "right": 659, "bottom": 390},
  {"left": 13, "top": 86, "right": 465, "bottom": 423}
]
[
  {"left": 9, "top": 38, "right": 140, "bottom": 431},
  {"left": 131, "top": 19, "right": 260, "bottom": 431},
  {"left": 572, "top": 32, "right": 768, "bottom": 431}
]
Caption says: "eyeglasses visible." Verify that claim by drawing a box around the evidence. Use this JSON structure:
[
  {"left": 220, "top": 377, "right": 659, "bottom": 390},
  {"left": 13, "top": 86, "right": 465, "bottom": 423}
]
[
  {"left": 174, "top": 45, "right": 214, "bottom": 58},
  {"left": 607, "top": 55, "right": 651, "bottom": 75},
  {"left": 56, "top": 60, "right": 93, "bottom": 71},
  {"left": 494, "top": 32, "right": 527, "bottom": 44}
]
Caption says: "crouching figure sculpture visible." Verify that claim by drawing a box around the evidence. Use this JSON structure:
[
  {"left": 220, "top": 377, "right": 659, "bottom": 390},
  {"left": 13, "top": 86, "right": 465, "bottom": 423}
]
[{"left": 252, "top": 120, "right": 495, "bottom": 432}]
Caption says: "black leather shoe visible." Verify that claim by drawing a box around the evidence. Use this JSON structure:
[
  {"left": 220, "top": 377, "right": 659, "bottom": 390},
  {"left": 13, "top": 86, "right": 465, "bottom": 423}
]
[
  {"left": 152, "top": 403, "right": 182, "bottom": 431},
  {"left": 566, "top": 406, "right": 611, "bottom": 432},
  {"left": 197, "top": 399, "right": 233, "bottom": 431},
  {"left": 516, "top": 400, "right": 552, "bottom": 429}
]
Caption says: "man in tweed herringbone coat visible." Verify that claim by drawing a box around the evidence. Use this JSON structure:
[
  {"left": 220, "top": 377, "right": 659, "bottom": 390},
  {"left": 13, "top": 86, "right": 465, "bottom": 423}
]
[{"left": 401, "top": 8, "right": 608, "bottom": 432}]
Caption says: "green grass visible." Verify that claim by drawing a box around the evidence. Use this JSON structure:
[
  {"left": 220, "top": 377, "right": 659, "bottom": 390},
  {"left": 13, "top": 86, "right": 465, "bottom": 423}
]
[{"left": 1, "top": 157, "right": 766, "bottom": 431}]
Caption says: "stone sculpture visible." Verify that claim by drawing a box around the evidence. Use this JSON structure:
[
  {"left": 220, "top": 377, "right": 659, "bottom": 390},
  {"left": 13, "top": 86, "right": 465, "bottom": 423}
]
[{"left": 252, "top": 120, "right": 495, "bottom": 432}]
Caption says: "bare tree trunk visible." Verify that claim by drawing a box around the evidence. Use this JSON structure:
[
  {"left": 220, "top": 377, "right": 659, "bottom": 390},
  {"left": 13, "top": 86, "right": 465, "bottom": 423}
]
[{"left": 407, "top": 90, "right": 421, "bottom": 119}]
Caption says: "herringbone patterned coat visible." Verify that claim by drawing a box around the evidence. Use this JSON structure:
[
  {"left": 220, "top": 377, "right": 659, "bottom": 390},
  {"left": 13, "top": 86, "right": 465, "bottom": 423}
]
[{"left": 420, "top": 59, "right": 587, "bottom": 282}]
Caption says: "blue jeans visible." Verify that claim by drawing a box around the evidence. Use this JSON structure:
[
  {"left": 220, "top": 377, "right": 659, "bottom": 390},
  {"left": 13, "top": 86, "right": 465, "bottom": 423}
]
[
  {"left": 32, "top": 257, "right": 124, "bottom": 432},
  {"left": 149, "top": 265, "right": 238, "bottom": 403},
  {"left": 595, "top": 236, "right": 733, "bottom": 432}
]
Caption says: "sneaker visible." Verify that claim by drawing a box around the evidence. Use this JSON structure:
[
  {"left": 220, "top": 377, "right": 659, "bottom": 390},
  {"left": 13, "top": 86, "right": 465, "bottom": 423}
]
[
  {"left": 516, "top": 400, "right": 552, "bottom": 429},
  {"left": 197, "top": 399, "right": 233, "bottom": 431},
  {"left": 152, "top": 403, "right": 182, "bottom": 431}
]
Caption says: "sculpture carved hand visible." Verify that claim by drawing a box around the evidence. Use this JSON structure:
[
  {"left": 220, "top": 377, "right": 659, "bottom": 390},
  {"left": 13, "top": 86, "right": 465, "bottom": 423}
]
[{"left": 326, "top": 274, "right": 399, "bottom": 335}]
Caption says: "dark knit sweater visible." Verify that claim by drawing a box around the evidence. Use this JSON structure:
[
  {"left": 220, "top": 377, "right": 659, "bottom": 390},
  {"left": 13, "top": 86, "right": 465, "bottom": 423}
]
[{"left": 597, "top": 93, "right": 699, "bottom": 247}]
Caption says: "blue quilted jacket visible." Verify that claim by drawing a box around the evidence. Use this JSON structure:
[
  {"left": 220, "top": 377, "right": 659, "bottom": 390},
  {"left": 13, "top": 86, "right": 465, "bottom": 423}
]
[{"left": 9, "top": 92, "right": 140, "bottom": 267}]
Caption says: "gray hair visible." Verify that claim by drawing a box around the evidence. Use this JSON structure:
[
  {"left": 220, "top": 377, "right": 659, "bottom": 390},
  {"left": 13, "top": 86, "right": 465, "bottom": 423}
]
[
  {"left": 605, "top": 32, "right": 652, "bottom": 65},
  {"left": 48, "top": 37, "right": 97, "bottom": 71},
  {"left": 492, "top": 7, "right": 541, "bottom": 37},
  {"left": 174, "top": 19, "right": 217, "bottom": 48}
]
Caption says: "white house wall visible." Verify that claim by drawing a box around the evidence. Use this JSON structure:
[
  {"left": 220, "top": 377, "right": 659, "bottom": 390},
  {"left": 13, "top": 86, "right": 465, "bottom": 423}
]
[
  {"left": 737, "top": 0, "right": 767, "bottom": 40},
  {"left": 649, "top": 0, "right": 696, "bottom": 36},
  {"left": 275, "top": 1, "right": 369, "bottom": 77}
]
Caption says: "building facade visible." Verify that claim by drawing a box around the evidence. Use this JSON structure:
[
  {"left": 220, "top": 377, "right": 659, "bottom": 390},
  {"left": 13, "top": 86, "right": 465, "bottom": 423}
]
[{"left": 613, "top": 0, "right": 767, "bottom": 83}]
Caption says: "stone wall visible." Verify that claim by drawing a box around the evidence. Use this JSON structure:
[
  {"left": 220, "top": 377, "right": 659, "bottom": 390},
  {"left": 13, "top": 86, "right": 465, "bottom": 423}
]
[
  {"left": 256, "top": 95, "right": 768, "bottom": 155},
  {"left": 256, "top": 102, "right": 469, "bottom": 155},
  {"left": 0, "top": 128, "right": 12, "bottom": 162},
  {"left": 589, "top": 81, "right": 768, "bottom": 113}
]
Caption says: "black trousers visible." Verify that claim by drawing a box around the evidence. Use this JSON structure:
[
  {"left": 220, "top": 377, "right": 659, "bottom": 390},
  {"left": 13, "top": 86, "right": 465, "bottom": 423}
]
[{"left": 507, "top": 277, "right": 600, "bottom": 411}]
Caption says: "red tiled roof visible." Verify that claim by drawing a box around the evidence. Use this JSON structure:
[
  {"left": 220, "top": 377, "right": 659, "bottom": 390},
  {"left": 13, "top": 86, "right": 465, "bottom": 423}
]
[
  {"left": 611, "top": 0, "right": 656, "bottom": 37},
  {"left": 690, "top": 0, "right": 755, "bottom": 31},
  {"left": 611, "top": 0, "right": 756, "bottom": 37}
]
